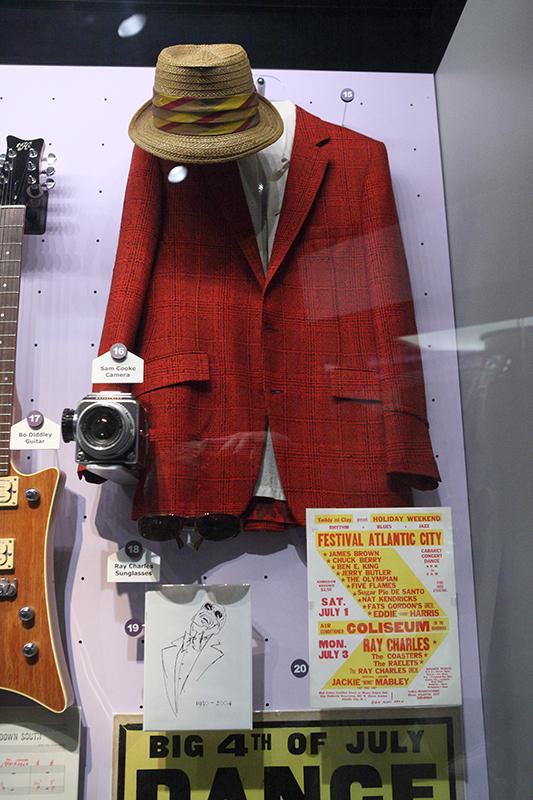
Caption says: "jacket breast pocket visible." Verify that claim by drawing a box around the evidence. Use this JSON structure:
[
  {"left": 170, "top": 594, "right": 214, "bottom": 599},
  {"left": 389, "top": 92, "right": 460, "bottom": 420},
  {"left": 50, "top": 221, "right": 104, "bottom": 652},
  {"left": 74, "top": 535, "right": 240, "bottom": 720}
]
[
  {"left": 303, "top": 224, "right": 355, "bottom": 241},
  {"left": 328, "top": 366, "right": 382, "bottom": 404}
]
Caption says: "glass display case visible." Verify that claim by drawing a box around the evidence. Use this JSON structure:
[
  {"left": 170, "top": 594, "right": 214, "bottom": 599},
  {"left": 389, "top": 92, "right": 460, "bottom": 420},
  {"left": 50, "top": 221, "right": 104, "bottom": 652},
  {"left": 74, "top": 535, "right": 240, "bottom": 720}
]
[{"left": 0, "top": 1, "right": 530, "bottom": 798}]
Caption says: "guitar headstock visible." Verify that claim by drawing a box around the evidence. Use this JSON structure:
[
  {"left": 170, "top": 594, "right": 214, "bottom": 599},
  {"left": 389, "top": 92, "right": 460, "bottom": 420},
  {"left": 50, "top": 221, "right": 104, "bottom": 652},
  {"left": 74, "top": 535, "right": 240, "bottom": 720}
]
[{"left": 0, "top": 136, "right": 57, "bottom": 235}]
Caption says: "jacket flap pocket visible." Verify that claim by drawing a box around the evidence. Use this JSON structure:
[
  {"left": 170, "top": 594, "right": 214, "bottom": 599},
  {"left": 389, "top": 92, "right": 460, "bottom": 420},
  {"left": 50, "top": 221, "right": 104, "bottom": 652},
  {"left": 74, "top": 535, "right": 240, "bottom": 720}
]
[
  {"left": 138, "top": 352, "right": 210, "bottom": 395},
  {"left": 329, "top": 366, "right": 381, "bottom": 402}
]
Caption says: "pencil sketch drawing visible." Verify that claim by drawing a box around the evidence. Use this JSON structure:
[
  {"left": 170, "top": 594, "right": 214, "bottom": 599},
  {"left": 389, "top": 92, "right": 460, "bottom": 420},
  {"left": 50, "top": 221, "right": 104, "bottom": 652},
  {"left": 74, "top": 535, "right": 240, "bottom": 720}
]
[{"left": 161, "top": 601, "right": 227, "bottom": 715}]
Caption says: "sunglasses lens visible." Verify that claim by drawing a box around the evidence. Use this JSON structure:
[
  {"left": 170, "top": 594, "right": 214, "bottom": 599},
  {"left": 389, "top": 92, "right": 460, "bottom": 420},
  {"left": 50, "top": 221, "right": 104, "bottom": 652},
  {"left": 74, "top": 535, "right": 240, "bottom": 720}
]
[
  {"left": 196, "top": 514, "right": 240, "bottom": 541},
  {"left": 138, "top": 515, "right": 184, "bottom": 542}
]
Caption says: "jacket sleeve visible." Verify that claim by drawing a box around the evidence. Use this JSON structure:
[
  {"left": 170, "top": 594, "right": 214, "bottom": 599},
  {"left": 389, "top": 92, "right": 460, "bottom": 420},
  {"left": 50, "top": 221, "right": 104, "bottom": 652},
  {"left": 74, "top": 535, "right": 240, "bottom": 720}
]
[
  {"left": 93, "top": 145, "right": 163, "bottom": 392},
  {"left": 361, "top": 139, "right": 440, "bottom": 490}
]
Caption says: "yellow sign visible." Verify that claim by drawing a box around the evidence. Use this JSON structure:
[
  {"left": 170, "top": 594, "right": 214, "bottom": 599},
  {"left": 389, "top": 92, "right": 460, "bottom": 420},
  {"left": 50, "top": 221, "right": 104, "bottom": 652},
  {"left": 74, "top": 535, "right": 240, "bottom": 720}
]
[
  {"left": 113, "top": 712, "right": 460, "bottom": 800},
  {"left": 317, "top": 538, "right": 448, "bottom": 691},
  {"left": 307, "top": 507, "right": 461, "bottom": 707}
]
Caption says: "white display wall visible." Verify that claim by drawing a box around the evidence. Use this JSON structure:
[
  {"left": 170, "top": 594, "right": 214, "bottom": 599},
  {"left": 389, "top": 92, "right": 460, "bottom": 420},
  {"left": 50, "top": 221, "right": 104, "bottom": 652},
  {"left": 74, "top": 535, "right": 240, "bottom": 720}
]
[{"left": 0, "top": 65, "right": 488, "bottom": 799}]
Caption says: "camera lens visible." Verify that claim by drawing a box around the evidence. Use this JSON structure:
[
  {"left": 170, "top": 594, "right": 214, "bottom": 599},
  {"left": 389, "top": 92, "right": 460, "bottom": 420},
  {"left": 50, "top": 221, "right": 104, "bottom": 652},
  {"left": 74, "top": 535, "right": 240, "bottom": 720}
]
[
  {"left": 88, "top": 411, "right": 121, "bottom": 442},
  {"left": 77, "top": 402, "right": 135, "bottom": 461},
  {"left": 81, "top": 407, "right": 123, "bottom": 448}
]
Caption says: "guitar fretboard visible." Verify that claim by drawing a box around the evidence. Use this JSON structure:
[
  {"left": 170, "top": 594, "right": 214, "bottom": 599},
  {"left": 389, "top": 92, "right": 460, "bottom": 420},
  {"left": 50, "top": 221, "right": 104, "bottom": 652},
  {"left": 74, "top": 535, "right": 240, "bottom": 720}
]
[{"left": 0, "top": 205, "right": 25, "bottom": 478}]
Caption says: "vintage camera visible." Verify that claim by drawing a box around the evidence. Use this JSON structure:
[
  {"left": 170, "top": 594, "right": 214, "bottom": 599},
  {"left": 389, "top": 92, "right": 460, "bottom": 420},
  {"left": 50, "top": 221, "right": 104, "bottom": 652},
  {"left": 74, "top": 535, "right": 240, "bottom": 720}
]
[{"left": 61, "top": 392, "right": 147, "bottom": 468}]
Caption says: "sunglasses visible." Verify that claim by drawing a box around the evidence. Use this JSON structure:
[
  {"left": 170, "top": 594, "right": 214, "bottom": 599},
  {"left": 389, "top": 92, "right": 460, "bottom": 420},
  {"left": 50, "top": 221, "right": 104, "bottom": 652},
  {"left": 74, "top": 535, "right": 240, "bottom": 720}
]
[{"left": 138, "top": 514, "right": 241, "bottom": 547}]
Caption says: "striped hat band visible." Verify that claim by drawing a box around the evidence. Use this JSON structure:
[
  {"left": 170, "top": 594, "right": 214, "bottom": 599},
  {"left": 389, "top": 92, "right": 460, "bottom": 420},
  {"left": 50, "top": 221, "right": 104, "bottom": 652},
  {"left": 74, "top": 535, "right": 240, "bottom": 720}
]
[{"left": 151, "top": 89, "right": 260, "bottom": 136}]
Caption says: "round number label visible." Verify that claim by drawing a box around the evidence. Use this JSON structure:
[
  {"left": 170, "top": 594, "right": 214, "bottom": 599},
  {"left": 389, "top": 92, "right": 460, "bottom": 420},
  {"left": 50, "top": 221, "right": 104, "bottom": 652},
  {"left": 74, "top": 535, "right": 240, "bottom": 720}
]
[
  {"left": 27, "top": 411, "right": 44, "bottom": 429},
  {"left": 124, "top": 618, "right": 143, "bottom": 637},
  {"left": 340, "top": 88, "right": 355, "bottom": 103},
  {"left": 110, "top": 342, "right": 128, "bottom": 362},
  {"left": 290, "top": 658, "right": 309, "bottom": 678},
  {"left": 124, "top": 540, "right": 144, "bottom": 562}
]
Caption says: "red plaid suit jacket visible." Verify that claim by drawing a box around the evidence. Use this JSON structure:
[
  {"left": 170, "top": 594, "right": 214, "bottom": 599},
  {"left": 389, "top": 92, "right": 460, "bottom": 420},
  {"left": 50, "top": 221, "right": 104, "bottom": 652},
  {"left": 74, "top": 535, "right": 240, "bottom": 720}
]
[{"left": 96, "top": 107, "right": 440, "bottom": 523}]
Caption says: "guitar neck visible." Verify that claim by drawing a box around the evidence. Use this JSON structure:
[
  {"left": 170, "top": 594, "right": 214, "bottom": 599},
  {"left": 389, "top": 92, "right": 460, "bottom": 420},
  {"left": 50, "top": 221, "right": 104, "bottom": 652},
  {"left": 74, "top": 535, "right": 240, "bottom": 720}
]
[{"left": 0, "top": 204, "right": 24, "bottom": 478}]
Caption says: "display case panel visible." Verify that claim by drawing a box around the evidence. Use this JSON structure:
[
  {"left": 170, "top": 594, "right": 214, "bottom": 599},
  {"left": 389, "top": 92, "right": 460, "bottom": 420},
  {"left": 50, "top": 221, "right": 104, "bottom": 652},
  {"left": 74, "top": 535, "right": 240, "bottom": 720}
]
[{"left": 0, "top": 61, "right": 488, "bottom": 798}]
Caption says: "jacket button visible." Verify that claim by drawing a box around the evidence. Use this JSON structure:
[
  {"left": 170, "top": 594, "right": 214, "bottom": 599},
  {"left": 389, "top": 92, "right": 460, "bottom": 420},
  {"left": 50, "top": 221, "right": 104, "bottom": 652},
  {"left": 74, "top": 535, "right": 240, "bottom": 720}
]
[
  {"left": 270, "top": 388, "right": 283, "bottom": 395},
  {"left": 264, "top": 323, "right": 278, "bottom": 332}
]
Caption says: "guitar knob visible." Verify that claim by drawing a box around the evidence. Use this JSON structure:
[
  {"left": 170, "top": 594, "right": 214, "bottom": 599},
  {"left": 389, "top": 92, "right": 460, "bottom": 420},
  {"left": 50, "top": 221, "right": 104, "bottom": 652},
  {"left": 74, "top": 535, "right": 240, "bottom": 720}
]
[
  {"left": 0, "top": 578, "right": 17, "bottom": 599},
  {"left": 25, "top": 488, "right": 40, "bottom": 505},
  {"left": 19, "top": 606, "right": 35, "bottom": 623},
  {"left": 22, "top": 642, "right": 38, "bottom": 659}
]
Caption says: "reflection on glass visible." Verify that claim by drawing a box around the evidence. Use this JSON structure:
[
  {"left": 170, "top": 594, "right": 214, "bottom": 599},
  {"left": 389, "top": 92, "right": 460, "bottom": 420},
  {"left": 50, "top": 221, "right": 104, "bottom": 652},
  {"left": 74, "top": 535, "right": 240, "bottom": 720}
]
[
  {"left": 117, "top": 13, "right": 146, "bottom": 38},
  {"left": 168, "top": 165, "right": 188, "bottom": 184}
]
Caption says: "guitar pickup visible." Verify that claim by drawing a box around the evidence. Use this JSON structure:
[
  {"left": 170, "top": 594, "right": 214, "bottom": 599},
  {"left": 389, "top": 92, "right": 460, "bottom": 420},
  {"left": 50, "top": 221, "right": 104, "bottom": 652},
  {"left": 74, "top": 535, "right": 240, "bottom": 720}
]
[
  {"left": 0, "top": 539, "right": 15, "bottom": 571},
  {"left": 0, "top": 477, "right": 19, "bottom": 508}
]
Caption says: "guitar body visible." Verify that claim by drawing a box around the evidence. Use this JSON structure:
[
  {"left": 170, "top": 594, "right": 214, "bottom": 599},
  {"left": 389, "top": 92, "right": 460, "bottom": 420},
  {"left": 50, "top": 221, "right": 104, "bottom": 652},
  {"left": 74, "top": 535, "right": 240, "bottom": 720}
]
[
  {"left": 0, "top": 137, "right": 72, "bottom": 711},
  {"left": 0, "top": 463, "right": 72, "bottom": 712}
]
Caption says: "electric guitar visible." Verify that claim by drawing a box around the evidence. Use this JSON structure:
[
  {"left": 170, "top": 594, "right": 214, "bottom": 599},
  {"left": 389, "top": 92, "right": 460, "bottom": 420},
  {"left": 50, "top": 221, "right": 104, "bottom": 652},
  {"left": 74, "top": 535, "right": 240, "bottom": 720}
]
[{"left": 0, "top": 136, "right": 73, "bottom": 712}]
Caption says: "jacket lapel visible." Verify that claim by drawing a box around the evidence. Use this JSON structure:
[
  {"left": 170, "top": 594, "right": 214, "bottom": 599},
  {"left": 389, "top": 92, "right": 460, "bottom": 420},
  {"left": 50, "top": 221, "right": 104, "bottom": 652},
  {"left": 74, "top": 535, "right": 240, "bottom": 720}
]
[
  {"left": 200, "top": 161, "right": 265, "bottom": 286},
  {"left": 266, "top": 106, "right": 331, "bottom": 287},
  {"left": 200, "top": 107, "right": 330, "bottom": 288}
]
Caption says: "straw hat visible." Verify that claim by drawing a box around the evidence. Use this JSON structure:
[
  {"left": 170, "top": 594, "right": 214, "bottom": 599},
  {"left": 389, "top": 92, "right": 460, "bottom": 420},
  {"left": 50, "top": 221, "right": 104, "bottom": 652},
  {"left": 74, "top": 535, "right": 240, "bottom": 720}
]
[{"left": 129, "top": 44, "right": 284, "bottom": 163}]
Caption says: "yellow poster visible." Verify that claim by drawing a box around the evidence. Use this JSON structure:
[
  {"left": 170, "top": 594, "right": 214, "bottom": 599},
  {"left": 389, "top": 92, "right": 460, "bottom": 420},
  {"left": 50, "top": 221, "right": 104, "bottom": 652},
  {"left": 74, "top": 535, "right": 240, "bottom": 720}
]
[
  {"left": 307, "top": 508, "right": 461, "bottom": 707},
  {"left": 113, "top": 711, "right": 461, "bottom": 800}
]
